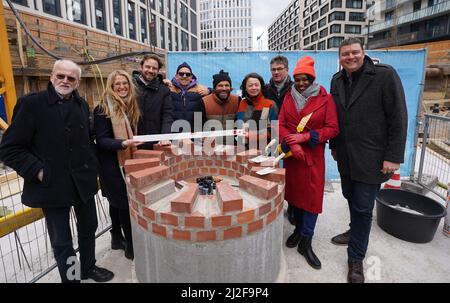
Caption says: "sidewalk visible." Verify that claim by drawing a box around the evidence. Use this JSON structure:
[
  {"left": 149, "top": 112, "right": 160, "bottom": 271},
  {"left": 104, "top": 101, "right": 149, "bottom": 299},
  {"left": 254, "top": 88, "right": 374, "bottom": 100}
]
[{"left": 38, "top": 182, "right": 450, "bottom": 283}]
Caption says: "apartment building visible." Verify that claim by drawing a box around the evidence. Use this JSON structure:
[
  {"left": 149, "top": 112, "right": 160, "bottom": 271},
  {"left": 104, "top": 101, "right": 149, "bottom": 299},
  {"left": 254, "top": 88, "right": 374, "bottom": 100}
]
[{"left": 268, "top": 0, "right": 301, "bottom": 50}]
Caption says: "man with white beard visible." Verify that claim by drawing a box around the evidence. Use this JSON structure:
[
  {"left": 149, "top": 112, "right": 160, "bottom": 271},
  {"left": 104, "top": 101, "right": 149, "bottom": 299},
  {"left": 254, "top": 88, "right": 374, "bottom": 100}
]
[{"left": 0, "top": 60, "right": 114, "bottom": 283}]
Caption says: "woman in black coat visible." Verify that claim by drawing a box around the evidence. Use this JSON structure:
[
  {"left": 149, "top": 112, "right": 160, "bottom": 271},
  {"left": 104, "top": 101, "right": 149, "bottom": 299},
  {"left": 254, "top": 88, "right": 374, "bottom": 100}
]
[{"left": 94, "top": 70, "right": 142, "bottom": 260}]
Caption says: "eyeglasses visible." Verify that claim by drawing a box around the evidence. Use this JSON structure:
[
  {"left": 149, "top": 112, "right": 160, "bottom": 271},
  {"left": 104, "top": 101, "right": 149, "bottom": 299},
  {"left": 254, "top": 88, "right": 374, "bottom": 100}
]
[
  {"left": 55, "top": 74, "right": 77, "bottom": 83},
  {"left": 178, "top": 72, "right": 192, "bottom": 78},
  {"left": 271, "top": 67, "right": 286, "bottom": 73}
]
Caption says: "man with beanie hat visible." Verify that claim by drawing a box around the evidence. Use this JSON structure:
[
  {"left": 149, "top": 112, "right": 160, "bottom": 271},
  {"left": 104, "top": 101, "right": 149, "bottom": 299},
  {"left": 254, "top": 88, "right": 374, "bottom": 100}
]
[
  {"left": 202, "top": 70, "right": 241, "bottom": 132},
  {"left": 279, "top": 55, "right": 339, "bottom": 271}
]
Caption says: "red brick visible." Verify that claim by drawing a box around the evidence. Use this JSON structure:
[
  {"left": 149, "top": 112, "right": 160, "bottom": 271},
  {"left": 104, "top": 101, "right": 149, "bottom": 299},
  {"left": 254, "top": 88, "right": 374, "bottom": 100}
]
[
  {"left": 212, "top": 215, "right": 232, "bottom": 227},
  {"left": 232, "top": 161, "right": 238, "bottom": 170},
  {"left": 142, "top": 207, "right": 156, "bottom": 221},
  {"left": 197, "top": 231, "right": 217, "bottom": 242},
  {"left": 129, "top": 208, "right": 137, "bottom": 221},
  {"left": 133, "top": 150, "right": 165, "bottom": 161},
  {"left": 192, "top": 168, "right": 200, "bottom": 176},
  {"left": 185, "top": 214, "right": 205, "bottom": 228},
  {"left": 210, "top": 168, "right": 218, "bottom": 174},
  {"left": 130, "top": 199, "right": 139, "bottom": 212},
  {"left": 124, "top": 158, "right": 161, "bottom": 175},
  {"left": 259, "top": 202, "right": 272, "bottom": 217},
  {"left": 251, "top": 167, "right": 286, "bottom": 184},
  {"left": 160, "top": 212, "right": 179, "bottom": 226},
  {"left": 171, "top": 183, "right": 198, "bottom": 213},
  {"left": 224, "top": 226, "right": 243, "bottom": 240},
  {"left": 216, "top": 182, "right": 243, "bottom": 213},
  {"left": 135, "top": 179, "right": 175, "bottom": 205},
  {"left": 275, "top": 192, "right": 283, "bottom": 207},
  {"left": 130, "top": 165, "right": 170, "bottom": 188},
  {"left": 172, "top": 229, "right": 191, "bottom": 241},
  {"left": 224, "top": 161, "right": 232, "bottom": 168},
  {"left": 188, "top": 160, "right": 196, "bottom": 168},
  {"left": 153, "top": 143, "right": 179, "bottom": 156},
  {"left": 180, "top": 162, "right": 188, "bottom": 171},
  {"left": 227, "top": 170, "right": 236, "bottom": 178},
  {"left": 237, "top": 209, "right": 255, "bottom": 224},
  {"left": 248, "top": 219, "right": 264, "bottom": 234},
  {"left": 200, "top": 167, "right": 209, "bottom": 174},
  {"left": 219, "top": 168, "right": 227, "bottom": 176},
  {"left": 239, "top": 175, "right": 278, "bottom": 200},
  {"left": 196, "top": 160, "right": 204, "bottom": 167},
  {"left": 214, "top": 160, "right": 223, "bottom": 167},
  {"left": 266, "top": 209, "right": 278, "bottom": 225},
  {"left": 152, "top": 223, "right": 167, "bottom": 237},
  {"left": 138, "top": 216, "right": 148, "bottom": 230}
]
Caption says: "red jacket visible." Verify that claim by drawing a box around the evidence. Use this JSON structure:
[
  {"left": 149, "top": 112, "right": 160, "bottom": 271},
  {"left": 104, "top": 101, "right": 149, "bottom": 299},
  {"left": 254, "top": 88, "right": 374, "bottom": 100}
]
[{"left": 279, "top": 86, "right": 339, "bottom": 214}]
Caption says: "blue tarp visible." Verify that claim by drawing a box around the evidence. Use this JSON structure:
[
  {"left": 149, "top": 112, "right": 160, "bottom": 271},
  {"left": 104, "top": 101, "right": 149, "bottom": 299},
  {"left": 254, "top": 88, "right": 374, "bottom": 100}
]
[{"left": 168, "top": 50, "right": 427, "bottom": 180}]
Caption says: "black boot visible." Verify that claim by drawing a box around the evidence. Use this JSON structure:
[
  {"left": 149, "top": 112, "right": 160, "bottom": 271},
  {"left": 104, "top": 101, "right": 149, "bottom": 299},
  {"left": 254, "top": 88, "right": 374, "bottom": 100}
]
[
  {"left": 285, "top": 231, "right": 301, "bottom": 248},
  {"left": 297, "top": 236, "right": 321, "bottom": 270},
  {"left": 110, "top": 230, "right": 126, "bottom": 251},
  {"left": 124, "top": 242, "right": 134, "bottom": 260},
  {"left": 286, "top": 204, "right": 296, "bottom": 226}
]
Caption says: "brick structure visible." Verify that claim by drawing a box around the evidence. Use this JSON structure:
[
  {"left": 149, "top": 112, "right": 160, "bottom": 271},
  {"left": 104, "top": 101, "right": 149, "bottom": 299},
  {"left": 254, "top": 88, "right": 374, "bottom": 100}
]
[{"left": 125, "top": 143, "right": 286, "bottom": 283}]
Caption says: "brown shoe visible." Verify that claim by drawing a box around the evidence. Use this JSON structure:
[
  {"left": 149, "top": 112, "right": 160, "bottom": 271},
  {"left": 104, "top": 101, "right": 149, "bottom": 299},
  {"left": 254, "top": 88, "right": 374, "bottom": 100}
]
[
  {"left": 331, "top": 229, "right": 350, "bottom": 246},
  {"left": 347, "top": 260, "right": 364, "bottom": 283}
]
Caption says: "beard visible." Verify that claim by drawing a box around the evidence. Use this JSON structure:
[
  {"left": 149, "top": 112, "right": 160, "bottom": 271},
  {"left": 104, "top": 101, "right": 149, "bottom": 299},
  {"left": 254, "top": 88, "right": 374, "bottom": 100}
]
[
  {"left": 216, "top": 91, "right": 230, "bottom": 102},
  {"left": 54, "top": 85, "right": 74, "bottom": 96}
]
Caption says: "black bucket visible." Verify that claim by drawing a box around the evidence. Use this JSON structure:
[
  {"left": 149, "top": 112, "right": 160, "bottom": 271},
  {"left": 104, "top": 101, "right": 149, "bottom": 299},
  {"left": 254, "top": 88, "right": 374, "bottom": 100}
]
[{"left": 376, "top": 189, "right": 447, "bottom": 243}]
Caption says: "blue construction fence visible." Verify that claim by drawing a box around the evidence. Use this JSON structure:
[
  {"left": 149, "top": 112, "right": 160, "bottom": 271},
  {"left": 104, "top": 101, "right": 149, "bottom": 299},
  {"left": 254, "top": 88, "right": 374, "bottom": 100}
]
[{"left": 167, "top": 50, "right": 427, "bottom": 180}]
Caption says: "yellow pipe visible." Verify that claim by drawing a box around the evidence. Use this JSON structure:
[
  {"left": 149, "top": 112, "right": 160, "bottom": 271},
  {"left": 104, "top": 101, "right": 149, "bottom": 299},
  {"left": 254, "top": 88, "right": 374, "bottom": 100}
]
[
  {"left": 0, "top": 1, "right": 18, "bottom": 123},
  {"left": 0, "top": 208, "right": 44, "bottom": 238}
]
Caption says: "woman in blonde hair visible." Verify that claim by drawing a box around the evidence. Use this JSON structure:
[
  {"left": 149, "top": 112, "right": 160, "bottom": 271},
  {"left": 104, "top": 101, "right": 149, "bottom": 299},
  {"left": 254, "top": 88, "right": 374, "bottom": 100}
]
[{"left": 94, "top": 70, "right": 143, "bottom": 260}]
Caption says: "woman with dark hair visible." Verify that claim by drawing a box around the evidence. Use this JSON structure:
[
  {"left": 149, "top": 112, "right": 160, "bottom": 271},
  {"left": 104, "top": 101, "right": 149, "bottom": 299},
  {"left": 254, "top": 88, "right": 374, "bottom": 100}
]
[
  {"left": 237, "top": 73, "right": 278, "bottom": 145},
  {"left": 279, "top": 56, "right": 339, "bottom": 269},
  {"left": 94, "top": 70, "right": 143, "bottom": 260}
]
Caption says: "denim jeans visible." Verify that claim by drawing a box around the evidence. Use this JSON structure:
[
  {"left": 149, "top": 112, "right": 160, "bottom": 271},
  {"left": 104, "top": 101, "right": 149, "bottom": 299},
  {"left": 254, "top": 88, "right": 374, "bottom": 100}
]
[
  {"left": 340, "top": 175, "right": 381, "bottom": 261},
  {"left": 293, "top": 206, "right": 319, "bottom": 237}
]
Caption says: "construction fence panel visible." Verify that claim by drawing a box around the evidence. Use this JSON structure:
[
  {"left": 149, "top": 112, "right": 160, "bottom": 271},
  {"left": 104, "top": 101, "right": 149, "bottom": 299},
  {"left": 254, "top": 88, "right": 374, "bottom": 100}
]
[
  {"left": 167, "top": 50, "right": 427, "bottom": 180},
  {"left": 417, "top": 114, "right": 450, "bottom": 199}
]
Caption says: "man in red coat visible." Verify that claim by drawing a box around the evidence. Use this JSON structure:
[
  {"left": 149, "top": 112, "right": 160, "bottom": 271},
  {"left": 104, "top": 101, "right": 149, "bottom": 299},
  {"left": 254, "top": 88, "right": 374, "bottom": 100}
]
[{"left": 279, "top": 56, "right": 339, "bottom": 270}]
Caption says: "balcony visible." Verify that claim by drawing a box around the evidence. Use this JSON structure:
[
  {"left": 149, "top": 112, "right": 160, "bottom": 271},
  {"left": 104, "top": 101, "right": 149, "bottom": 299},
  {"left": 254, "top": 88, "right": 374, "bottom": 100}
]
[
  {"left": 368, "top": 27, "right": 449, "bottom": 48},
  {"left": 365, "top": 1, "right": 450, "bottom": 34}
]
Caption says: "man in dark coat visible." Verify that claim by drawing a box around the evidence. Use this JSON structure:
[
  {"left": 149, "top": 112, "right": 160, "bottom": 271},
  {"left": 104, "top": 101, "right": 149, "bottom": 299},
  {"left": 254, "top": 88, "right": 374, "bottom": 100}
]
[
  {"left": 263, "top": 55, "right": 295, "bottom": 225},
  {"left": 0, "top": 60, "right": 114, "bottom": 283},
  {"left": 329, "top": 38, "right": 407, "bottom": 283},
  {"left": 134, "top": 55, "right": 174, "bottom": 149}
]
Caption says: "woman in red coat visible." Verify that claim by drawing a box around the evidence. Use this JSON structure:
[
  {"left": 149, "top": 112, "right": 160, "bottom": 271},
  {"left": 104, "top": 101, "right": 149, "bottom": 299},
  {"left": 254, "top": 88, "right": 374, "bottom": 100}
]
[{"left": 279, "top": 56, "right": 339, "bottom": 269}]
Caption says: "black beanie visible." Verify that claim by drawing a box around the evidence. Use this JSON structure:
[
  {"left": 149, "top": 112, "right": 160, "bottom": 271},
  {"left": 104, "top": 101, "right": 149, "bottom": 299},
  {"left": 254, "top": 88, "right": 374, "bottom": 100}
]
[
  {"left": 213, "top": 70, "right": 232, "bottom": 89},
  {"left": 176, "top": 62, "right": 192, "bottom": 73}
]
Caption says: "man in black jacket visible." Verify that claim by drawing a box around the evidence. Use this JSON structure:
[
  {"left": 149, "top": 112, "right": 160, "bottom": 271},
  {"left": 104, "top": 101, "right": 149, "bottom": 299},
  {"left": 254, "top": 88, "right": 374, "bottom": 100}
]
[
  {"left": 134, "top": 55, "right": 174, "bottom": 149},
  {"left": 330, "top": 38, "right": 407, "bottom": 283},
  {"left": 263, "top": 55, "right": 295, "bottom": 225},
  {"left": 0, "top": 60, "right": 114, "bottom": 283}
]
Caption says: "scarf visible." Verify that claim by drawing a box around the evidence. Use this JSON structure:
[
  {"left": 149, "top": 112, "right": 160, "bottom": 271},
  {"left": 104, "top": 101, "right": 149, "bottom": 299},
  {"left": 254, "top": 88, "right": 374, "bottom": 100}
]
[
  {"left": 291, "top": 81, "right": 320, "bottom": 113},
  {"left": 106, "top": 95, "right": 136, "bottom": 167}
]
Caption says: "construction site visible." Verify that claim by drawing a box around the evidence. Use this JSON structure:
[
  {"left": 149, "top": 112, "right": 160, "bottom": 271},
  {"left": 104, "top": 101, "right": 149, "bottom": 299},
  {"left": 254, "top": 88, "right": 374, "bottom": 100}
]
[{"left": 0, "top": 0, "right": 449, "bottom": 285}]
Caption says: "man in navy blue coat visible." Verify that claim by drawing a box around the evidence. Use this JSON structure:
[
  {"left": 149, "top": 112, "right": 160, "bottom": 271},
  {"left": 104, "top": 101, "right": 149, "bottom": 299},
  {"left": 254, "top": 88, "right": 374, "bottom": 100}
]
[{"left": 0, "top": 60, "right": 114, "bottom": 283}]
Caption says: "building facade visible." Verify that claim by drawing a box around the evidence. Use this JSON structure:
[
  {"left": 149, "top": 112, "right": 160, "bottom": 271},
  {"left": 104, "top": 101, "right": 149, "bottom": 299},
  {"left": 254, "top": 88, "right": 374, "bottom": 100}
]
[
  {"left": 199, "top": 0, "right": 252, "bottom": 51},
  {"left": 8, "top": 0, "right": 199, "bottom": 51},
  {"left": 365, "top": 0, "right": 450, "bottom": 49},
  {"left": 268, "top": 0, "right": 301, "bottom": 50}
]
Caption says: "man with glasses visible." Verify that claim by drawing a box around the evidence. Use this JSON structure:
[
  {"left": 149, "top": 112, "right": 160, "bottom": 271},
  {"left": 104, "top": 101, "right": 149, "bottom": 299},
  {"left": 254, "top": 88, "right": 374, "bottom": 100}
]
[
  {"left": 134, "top": 55, "right": 174, "bottom": 149},
  {"left": 264, "top": 55, "right": 294, "bottom": 110},
  {"left": 0, "top": 60, "right": 114, "bottom": 283}
]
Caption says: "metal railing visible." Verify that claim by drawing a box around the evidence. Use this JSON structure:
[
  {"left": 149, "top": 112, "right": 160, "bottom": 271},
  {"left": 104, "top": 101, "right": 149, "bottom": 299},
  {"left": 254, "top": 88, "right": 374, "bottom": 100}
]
[
  {"left": 417, "top": 114, "right": 450, "bottom": 200},
  {"left": 0, "top": 166, "right": 111, "bottom": 283}
]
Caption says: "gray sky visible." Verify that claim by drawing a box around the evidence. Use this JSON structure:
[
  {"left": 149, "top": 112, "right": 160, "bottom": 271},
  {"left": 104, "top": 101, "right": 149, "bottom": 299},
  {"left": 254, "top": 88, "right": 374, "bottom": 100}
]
[{"left": 252, "top": 0, "right": 293, "bottom": 50}]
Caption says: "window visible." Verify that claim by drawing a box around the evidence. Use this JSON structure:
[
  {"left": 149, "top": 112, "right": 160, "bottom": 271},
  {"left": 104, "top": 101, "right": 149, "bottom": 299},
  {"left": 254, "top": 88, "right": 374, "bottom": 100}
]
[
  {"left": 318, "top": 40, "right": 326, "bottom": 50},
  {"left": 70, "top": 0, "right": 86, "bottom": 24},
  {"left": 311, "top": 33, "right": 318, "bottom": 42},
  {"left": 303, "top": 28, "right": 309, "bottom": 36},
  {"left": 159, "top": 0, "right": 164, "bottom": 15},
  {"left": 330, "top": 24, "right": 341, "bottom": 33},
  {"left": 167, "top": 23, "right": 173, "bottom": 51},
  {"left": 172, "top": 0, "right": 178, "bottom": 23},
  {"left": 310, "top": 23, "right": 317, "bottom": 32},
  {"left": 303, "top": 37, "right": 310, "bottom": 45},
  {"left": 128, "top": 1, "right": 136, "bottom": 39},
  {"left": 303, "top": 10, "right": 310, "bottom": 17},
  {"left": 141, "top": 8, "right": 147, "bottom": 43},
  {"left": 150, "top": 13, "right": 157, "bottom": 46},
  {"left": 410, "top": 22, "right": 420, "bottom": 32},
  {"left": 311, "top": 12, "right": 319, "bottom": 21},
  {"left": 345, "top": 24, "right": 361, "bottom": 34},
  {"left": 413, "top": 0, "right": 421, "bottom": 11},
  {"left": 181, "top": 3, "right": 188, "bottom": 30},
  {"left": 346, "top": 0, "right": 362, "bottom": 9},
  {"left": 11, "top": 0, "right": 28, "bottom": 6},
  {"left": 328, "top": 11, "right": 345, "bottom": 22},
  {"left": 43, "top": 0, "right": 61, "bottom": 16},
  {"left": 191, "top": 36, "right": 197, "bottom": 51},
  {"left": 319, "top": 28, "right": 328, "bottom": 38},
  {"left": 318, "top": 17, "right": 326, "bottom": 28},
  {"left": 349, "top": 12, "right": 365, "bottom": 21},
  {"left": 150, "top": 0, "right": 156, "bottom": 9},
  {"left": 95, "top": 0, "right": 106, "bottom": 30},
  {"left": 191, "top": 11, "right": 197, "bottom": 35},
  {"left": 175, "top": 27, "right": 179, "bottom": 50},
  {"left": 181, "top": 31, "right": 189, "bottom": 51},
  {"left": 327, "top": 36, "right": 343, "bottom": 48},
  {"left": 310, "top": 1, "right": 318, "bottom": 11},
  {"left": 304, "top": 17, "right": 310, "bottom": 26},
  {"left": 160, "top": 19, "right": 165, "bottom": 48},
  {"left": 330, "top": 0, "right": 342, "bottom": 8},
  {"left": 385, "top": 11, "right": 394, "bottom": 21},
  {"left": 320, "top": 4, "right": 328, "bottom": 15},
  {"left": 386, "top": 0, "right": 396, "bottom": 9},
  {"left": 190, "top": 0, "right": 196, "bottom": 10},
  {"left": 112, "top": 0, "right": 122, "bottom": 36}
]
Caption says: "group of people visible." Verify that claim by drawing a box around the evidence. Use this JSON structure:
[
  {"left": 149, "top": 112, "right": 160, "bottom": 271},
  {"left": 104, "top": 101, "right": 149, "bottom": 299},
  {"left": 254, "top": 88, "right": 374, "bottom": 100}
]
[{"left": 0, "top": 37, "right": 407, "bottom": 283}]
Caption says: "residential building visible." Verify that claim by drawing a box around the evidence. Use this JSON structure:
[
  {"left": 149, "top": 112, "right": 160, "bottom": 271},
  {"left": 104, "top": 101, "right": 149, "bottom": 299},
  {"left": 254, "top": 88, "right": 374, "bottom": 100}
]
[
  {"left": 268, "top": 0, "right": 301, "bottom": 50},
  {"left": 199, "top": 0, "right": 252, "bottom": 51},
  {"left": 365, "top": 0, "right": 450, "bottom": 49}
]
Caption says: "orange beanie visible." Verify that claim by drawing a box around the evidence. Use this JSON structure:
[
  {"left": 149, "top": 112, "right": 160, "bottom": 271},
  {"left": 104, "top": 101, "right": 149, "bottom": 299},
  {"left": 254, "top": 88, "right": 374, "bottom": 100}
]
[{"left": 293, "top": 56, "right": 316, "bottom": 79}]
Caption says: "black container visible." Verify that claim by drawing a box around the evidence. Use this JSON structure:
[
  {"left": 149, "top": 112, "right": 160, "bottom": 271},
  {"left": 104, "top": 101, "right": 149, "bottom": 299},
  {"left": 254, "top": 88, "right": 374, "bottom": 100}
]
[{"left": 376, "top": 189, "right": 447, "bottom": 243}]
